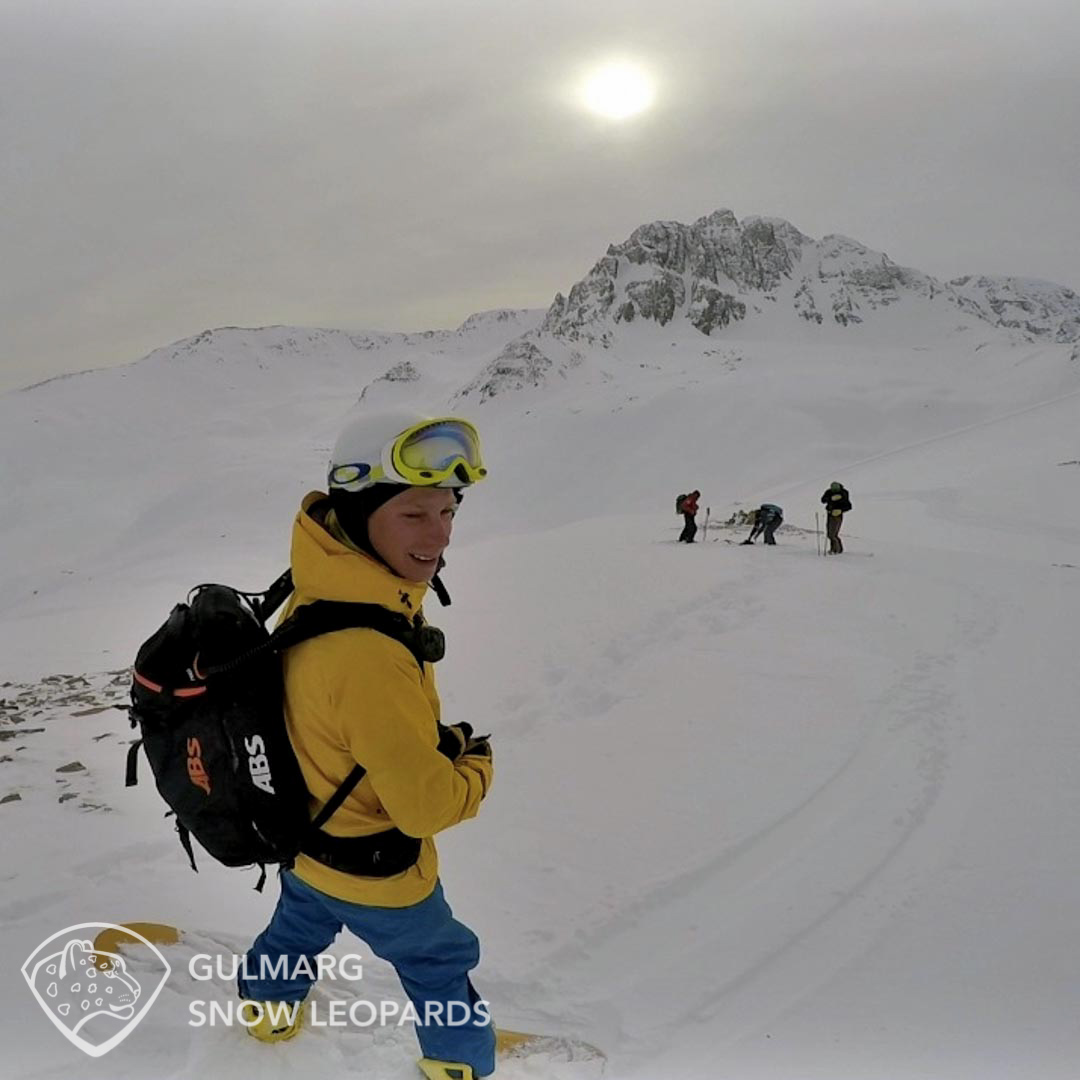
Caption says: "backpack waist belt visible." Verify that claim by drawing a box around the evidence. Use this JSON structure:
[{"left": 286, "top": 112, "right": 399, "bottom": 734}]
[{"left": 301, "top": 826, "right": 422, "bottom": 878}]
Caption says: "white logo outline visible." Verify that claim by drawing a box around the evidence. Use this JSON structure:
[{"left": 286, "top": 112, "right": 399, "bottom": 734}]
[{"left": 21, "top": 922, "right": 172, "bottom": 1058}]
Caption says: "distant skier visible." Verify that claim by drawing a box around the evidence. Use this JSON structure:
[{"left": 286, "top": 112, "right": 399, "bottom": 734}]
[
  {"left": 820, "top": 482, "right": 852, "bottom": 553},
  {"left": 677, "top": 490, "right": 701, "bottom": 543},
  {"left": 741, "top": 503, "right": 783, "bottom": 545}
]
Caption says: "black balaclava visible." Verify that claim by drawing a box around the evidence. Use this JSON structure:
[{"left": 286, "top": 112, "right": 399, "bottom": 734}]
[{"left": 329, "top": 484, "right": 404, "bottom": 559}]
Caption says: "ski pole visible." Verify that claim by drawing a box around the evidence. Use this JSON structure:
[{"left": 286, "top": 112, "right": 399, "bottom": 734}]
[
  {"left": 815, "top": 512, "right": 821, "bottom": 556},
  {"left": 703, "top": 507, "right": 710, "bottom": 542}
]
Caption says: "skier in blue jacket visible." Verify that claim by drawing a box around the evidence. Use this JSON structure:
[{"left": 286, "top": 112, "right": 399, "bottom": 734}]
[{"left": 741, "top": 504, "right": 783, "bottom": 545}]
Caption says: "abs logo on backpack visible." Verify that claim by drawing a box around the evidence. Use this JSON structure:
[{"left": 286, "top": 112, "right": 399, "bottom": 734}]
[
  {"left": 245, "top": 735, "right": 275, "bottom": 795},
  {"left": 187, "top": 738, "right": 211, "bottom": 795}
]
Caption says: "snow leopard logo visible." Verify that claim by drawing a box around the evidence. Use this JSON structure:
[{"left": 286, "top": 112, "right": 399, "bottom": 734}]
[
  {"left": 33, "top": 939, "right": 140, "bottom": 1020},
  {"left": 22, "top": 924, "right": 172, "bottom": 1058}
]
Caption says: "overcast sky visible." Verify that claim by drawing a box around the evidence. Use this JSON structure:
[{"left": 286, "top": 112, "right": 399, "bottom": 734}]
[{"left": 2, "top": 0, "right": 1078, "bottom": 391}]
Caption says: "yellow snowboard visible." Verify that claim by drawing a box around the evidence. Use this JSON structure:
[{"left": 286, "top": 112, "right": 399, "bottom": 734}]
[
  {"left": 496, "top": 1027, "right": 606, "bottom": 1062},
  {"left": 92, "top": 922, "right": 181, "bottom": 969}
]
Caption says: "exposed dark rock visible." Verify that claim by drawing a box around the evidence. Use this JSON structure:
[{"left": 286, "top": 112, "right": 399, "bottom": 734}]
[
  {"left": 621, "top": 273, "right": 686, "bottom": 326},
  {"left": 689, "top": 284, "right": 747, "bottom": 335},
  {"left": 458, "top": 338, "right": 555, "bottom": 402}
]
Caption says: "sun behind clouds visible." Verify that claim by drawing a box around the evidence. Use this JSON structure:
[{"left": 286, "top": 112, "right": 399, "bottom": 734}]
[{"left": 581, "top": 60, "right": 656, "bottom": 120}]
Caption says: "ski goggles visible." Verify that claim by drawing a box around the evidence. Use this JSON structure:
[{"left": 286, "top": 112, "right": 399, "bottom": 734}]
[{"left": 328, "top": 417, "right": 487, "bottom": 493}]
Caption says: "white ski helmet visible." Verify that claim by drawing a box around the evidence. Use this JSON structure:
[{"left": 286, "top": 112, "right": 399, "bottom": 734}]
[{"left": 328, "top": 410, "right": 487, "bottom": 494}]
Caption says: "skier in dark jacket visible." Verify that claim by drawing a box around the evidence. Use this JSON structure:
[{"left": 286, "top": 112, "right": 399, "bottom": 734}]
[
  {"left": 820, "top": 482, "right": 852, "bottom": 553},
  {"left": 678, "top": 490, "right": 701, "bottom": 543},
  {"left": 741, "top": 503, "right": 783, "bottom": 545}
]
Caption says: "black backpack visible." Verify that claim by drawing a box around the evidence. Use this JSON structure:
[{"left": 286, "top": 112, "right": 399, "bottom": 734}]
[
  {"left": 126, "top": 570, "right": 444, "bottom": 889},
  {"left": 676, "top": 494, "right": 688, "bottom": 515}
]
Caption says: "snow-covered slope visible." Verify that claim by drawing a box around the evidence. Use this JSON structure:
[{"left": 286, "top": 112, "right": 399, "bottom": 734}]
[{"left": 3, "top": 214, "right": 1080, "bottom": 1080}]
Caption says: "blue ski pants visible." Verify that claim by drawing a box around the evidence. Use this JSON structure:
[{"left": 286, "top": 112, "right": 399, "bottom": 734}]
[{"left": 240, "top": 871, "right": 495, "bottom": 1076}]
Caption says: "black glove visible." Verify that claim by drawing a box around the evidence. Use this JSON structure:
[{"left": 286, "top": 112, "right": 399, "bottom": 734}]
[
  {"left": 436, "top": 722, "right": 473, "bottom": 760},
  {"left": 461, "top": 734, "right": 492, "bottom": 759}
]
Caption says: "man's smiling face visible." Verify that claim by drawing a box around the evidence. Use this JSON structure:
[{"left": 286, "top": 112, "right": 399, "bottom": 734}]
[{"left": 367, "top": 486, "right": 458, "bottom": 582}]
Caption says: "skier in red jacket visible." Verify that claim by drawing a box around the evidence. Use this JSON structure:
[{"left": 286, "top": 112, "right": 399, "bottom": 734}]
[{"left": 677, "top": 490, "right": 701, "bottom": 543}]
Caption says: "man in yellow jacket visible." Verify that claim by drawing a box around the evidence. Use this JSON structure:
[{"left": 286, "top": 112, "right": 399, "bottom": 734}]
[{"left": 240, "top": 411, "right": 496, "bottom": 1080}]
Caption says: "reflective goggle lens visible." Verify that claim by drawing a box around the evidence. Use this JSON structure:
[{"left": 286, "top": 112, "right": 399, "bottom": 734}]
[{"left": 396, "top": 420, "right": 483, "bottom": 474}]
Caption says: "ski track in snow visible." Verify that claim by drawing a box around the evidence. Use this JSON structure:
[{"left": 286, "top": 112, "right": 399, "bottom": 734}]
[{"left": 541, "top": 568, "right": 988, "bottom": 1061}]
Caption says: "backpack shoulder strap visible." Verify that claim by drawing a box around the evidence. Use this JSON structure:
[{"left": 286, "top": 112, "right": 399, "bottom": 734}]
[
  {"left": 254, "top": 569, "right": 294, "bottom": 623},
  {"left": 262, "top": 587, "right": 445, "bottom": 836},
  {"left": 272, "top": 605, "right": 439, "bottom": 840},
  {"left": 310, "top": 763, "right": 367, "bottom": 831},
  {"left": 269, "top": 600, "right": 443, "bottom": 668}
]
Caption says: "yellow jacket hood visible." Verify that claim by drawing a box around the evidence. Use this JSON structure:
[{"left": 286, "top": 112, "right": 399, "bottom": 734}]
[{"left": 291, "top": 491, "right": 429, "bottom": 613}]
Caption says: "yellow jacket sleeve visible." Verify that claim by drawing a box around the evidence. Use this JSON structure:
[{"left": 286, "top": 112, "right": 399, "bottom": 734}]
[{"left": 328, "top": 632, "right": 492, "bottom": 839}]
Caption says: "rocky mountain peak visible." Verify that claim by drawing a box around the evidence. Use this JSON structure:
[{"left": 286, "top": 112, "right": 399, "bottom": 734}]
[
  {"left": 541, "top": 209, "right": 825, "bottom": 340},
  {"left": 539, "top": 208, "right": 1080, "bottom": 346}
]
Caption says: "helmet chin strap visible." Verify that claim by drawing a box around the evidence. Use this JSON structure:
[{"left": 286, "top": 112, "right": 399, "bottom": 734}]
[
  {"left": 428, "top": 488, "right": 464, "bottom": 605},
  {"left": 430, "top": 564, "right": 452, "bottom": 606}
]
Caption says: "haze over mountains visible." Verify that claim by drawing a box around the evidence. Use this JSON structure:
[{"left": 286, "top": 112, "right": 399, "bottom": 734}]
[
  {"left": 3, "top": 209, "right": 1080, "bottom": 1079},
  {"left": 17, "top": 207, "right": 1080, "bottom": 406}
]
